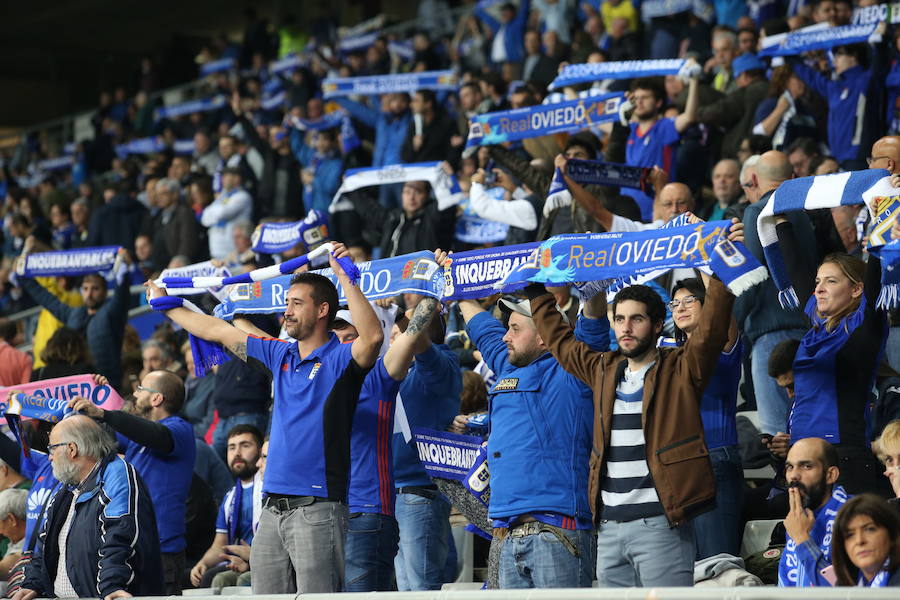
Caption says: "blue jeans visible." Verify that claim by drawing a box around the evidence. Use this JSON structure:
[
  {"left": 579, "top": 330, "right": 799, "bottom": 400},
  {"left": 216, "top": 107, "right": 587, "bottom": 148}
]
[
  {"left": 343, "top": 513, "right": 399, "bottom": 591},
  {"left": 596, "top": 515, "right": 695, "bottom": 587},
  {"left": 751, "top": 329, "right": 806, "bottom": 435},
  {"left": 499, "top": 524, "right": 594, "bottom": 588},
  {"left": 394, "top": 490, "right": 451, "bottom": 590},
  {"left": 693, "top": 445, "right": 744, "bottom": 559},
  {"left": 213, "top": 412, "right": 270, "bottom": 460}
]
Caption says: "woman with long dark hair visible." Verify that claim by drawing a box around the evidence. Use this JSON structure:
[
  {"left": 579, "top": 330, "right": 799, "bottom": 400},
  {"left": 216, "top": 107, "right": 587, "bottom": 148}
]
[
  {"left": 831, "top": 494, "right": 900, "bottom": 586},
  {"left": 30, "top": 326, "right": 93, "bottom": 381}
]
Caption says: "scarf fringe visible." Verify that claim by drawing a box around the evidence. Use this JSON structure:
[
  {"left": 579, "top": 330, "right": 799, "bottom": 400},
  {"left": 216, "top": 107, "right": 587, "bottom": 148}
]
[
  {"left": 777, "top": 286, "right": 800, "bottom": 310},
  {"left": 877, "top": 284, "right": 900, "bottom": 311},
  {"left": 724, "top": 266, "right": 769, "bottom": 296},
  {"left": 189, "top": 334, "right": 231, "bottom": 378}
]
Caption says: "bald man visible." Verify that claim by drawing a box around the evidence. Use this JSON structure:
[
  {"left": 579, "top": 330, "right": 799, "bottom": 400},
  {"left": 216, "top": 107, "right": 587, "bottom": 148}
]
[
  {"left": 869, "top": 136, "right": 900, "bottom": 175},
  {"left": 778, "top": 437, "right": 847, "bottom": 587},
  {"left": 738, "top": 151, "right": 814, "bottom": 436}
]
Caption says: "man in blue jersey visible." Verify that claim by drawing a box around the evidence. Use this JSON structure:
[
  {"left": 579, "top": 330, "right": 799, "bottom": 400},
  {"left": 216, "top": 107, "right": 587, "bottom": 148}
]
[
  {"left": 788, "top": 42, "right": 883, "bottom": 170},
  {"left": 71, "top": 370, "right": 196, "bottom": 595},
  {"left": 330, "top": 295, "right": 441, "bottom": 591},
  {"left": 622, "top": 72, "right": 699, "bottom": 221},
  {"left": 454, "top": 280, "right": 609, "bottom": 588},
  {"left": 189, "top": 425, "right": 263, "bottom": 589},
  {"left": 147, "top": 243, "right": 383, "bottom": 594},
  {"left": 392, "top": 295, "right": 462, "bottom": 591}
]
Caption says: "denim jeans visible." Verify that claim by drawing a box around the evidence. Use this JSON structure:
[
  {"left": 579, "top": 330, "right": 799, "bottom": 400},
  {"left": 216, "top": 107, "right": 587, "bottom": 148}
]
[
  {"left": 344, "top": 512, "right": 399, "bottom": 591},
  {"left": 394, "top": 490, "right": 451, "bottom": 591},
  {"left": 596, "top": 514, "right": 695, "bottom": 587},
  {"left": 250, "top": 500, "right": 348, "bottom": 594},
  {"left": 693, "top": 445, "right": 744, "bottom": 559},
  {"left": 212, "top": 412, "right": 270, "bottom": 460},
  {"left": 751, "top": 329, "right": 806, "bottom": 435},
  {"left": 498, "top": 524, "right": 594, "bottom": 588}
]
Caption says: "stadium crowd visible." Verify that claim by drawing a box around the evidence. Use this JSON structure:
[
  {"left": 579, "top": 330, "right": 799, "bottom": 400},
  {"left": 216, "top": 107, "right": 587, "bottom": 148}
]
[{"left": 2, "top": 0, "right": 900, "bottom": 595}]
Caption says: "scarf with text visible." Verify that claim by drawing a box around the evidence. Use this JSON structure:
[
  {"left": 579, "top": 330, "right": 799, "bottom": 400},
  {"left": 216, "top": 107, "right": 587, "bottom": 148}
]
[
  {"left": 156, "top": 260, "right": 232, "bottom": 301},
  {"left": 495, "top": 222, "right": 767, "bottom": 296},
  {"left": 760, "top": 22, "right": 881, "bottom": 57},
  {"left": 778, "top": 485, "right": 849, "bottom": 587},
  {"left": 549, "top": 59, "right": 689, "bottom": 90},
  {"left": 15, "top": 246, "right": 121, "bottom": 279},
  {"left": 250, "top": 210, "right": 330, "bottom": 254},
  {"left": 322, "top": 70, "right": 457, "bottom": 98},
  {"left": 154, "top": 96, "right": 226, "bottom": 122}
]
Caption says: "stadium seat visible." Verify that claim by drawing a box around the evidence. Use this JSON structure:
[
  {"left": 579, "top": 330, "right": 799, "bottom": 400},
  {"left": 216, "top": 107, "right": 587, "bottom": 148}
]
[{"left": 740, "top": 519, "right": 782, "bottom": 558}]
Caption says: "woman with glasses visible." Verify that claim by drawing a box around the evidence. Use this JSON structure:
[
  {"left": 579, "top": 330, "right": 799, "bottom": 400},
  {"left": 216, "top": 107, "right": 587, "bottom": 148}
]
[
  {"left": 663, "top": 275, "right": 743, "bottom": 559},
  {"left": 831, "top": 494, "right": 900, "bottom": 586},
  {"left": 773, "top": 213, "right": 892, "bottom": 497}
]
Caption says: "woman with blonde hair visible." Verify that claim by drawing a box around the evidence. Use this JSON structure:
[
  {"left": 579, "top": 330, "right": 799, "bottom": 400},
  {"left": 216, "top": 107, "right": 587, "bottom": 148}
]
[
  {"left": 875, "top": 420, "right": 900, "bottom": 499},
  {"left": 775, "top": 214, "right": 891, "bottom": 496}
]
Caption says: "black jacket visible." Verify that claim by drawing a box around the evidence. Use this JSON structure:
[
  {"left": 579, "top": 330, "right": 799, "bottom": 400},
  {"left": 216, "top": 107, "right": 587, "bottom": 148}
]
[
  {"left": 350, "top": 191, "right": 455, "bottom": 257},
  {"left": 22, "top": 454, "right": 164, "bottom": 599},
  {"left": 85, "top": 194, "right": 148, "bottom": 254}
]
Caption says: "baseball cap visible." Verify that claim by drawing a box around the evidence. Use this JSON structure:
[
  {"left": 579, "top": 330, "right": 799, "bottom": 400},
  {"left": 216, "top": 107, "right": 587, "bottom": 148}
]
[
  {"left": 498, "top": 296, "right": 569, "bottom": 324},
  {"left": 732, "top": 53, "right": 765, "bottom": 78},
  {"left": 332, "top": 309, "right": 354, "bottom": 329}
]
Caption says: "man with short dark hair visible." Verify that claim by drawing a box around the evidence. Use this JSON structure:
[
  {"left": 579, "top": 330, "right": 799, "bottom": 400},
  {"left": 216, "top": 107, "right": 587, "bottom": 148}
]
[
  {"left": 402, "top": 90, "right": 456, "bottom": 164},
  {"left": 778, "top": 437, "right": 848, "bottom": 587},
  {"left": 21, "top": 250, "right": 132, "bottom": 388},
  {"left": 475, "top": 0, "right": 530, "bottom": 65},
  {"left": 528, "top": 220, "right": 743, "bottom": 587},
  {"left": 148, "top": 243, "right": 383, "bottom": 594},
  {"left": 14, "top": 415, "right": 163, "bottom": 600},
  {"left": 786, "top": 137, "right": 820, "bottom": 178},
  {"left": 190, "top": 424, "right": 263, "bottom": 589},
  {"left": 70, "top": 370, "right": 196, "bottom": 595}
]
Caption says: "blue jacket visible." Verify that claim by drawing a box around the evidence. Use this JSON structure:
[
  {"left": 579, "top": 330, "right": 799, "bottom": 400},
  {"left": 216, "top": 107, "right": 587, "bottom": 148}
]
[
  {"left": 22, "top": 276, "right": 130, "bottom": 389},
  {"left": 467, "top": 310, "right": 606, "bottom": 521},
  {"left": 289, "top": 128, "right": 344, "bottom": 213},
  {"left": 23, "top": 454, "right": 164, "bottom": 599},
  {"left": 475, "top": 0, "right": 530, "bottom": 64},
  {"left": 393, "top": 344, "right": 462, "bottom": 487},
  {"left": 335, "top": 98, "right": 411, "bottom": 168},
  {"left": 789, "top": 59, "right": 878, "bottom": 163}
]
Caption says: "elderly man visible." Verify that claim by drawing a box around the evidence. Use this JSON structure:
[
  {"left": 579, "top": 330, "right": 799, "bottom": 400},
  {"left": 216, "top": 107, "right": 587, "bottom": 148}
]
[
  {"left": 702, "top": 159, "right": 743, "bottom": 221},
  {"left": 146, "top": 177, "right": 201, "bottom": 271},
  {"left": 13, "top": 415, "right": 163, "bottom": 600},
  {"left": 0, "top": 488, "right": 27, "bottom": 580}
]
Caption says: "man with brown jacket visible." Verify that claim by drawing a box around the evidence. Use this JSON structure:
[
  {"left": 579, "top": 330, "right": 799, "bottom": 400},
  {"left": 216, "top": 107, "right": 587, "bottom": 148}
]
[{"left": 526, "top": 219, "right": 742, "bottom": 587}]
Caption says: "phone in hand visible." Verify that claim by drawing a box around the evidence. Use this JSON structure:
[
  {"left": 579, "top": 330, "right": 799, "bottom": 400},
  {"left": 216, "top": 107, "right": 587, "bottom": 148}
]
[
  {"left": 760, "top": 433, "right": 773, "bottom": 446},
  {"left": 819, "top": 565, "right": 837, "bottom": 586}
]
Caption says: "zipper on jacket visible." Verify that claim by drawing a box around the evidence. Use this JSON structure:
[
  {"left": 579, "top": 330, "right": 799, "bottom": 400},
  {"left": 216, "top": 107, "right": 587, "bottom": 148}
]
[{"left": 655, "top": 434, "right": 701, "bottom": 455}]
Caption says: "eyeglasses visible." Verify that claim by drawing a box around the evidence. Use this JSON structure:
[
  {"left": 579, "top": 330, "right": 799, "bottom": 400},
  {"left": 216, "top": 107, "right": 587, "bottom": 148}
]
[
  {"left": 668, "top": 295, "right": 698, "bottom": 310},
  {"left": 741, "top": 180, "right": 755, "bottom": 189},
  {"left": 867, "top": 156, "right": 891, "bottom": 166},
  {"left": 136, "top": 385, "right": 162, "bottom": 395},
  {"left": 47, "top": 441, "right": 73, "bottom": 454}
]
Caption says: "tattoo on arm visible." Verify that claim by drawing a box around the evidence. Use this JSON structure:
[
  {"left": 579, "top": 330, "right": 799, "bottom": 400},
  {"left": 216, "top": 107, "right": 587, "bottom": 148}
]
[
  {"left": 230, "top": 341, "right": 248, "bottom": 362},
  {"left": 405, "top": 298, "right": 438, "bottom": 337}
]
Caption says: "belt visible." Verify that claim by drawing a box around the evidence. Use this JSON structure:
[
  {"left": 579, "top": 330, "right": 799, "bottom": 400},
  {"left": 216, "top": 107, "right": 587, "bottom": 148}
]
[
  {"left": 263, "top": 494, "right": 338, "bottom": 512},
  {"left": 509, "top": 521, "right": 543, "bottom": 538},
  {"left": 396, "top": 485, "right": 438, "bottom": 499}
]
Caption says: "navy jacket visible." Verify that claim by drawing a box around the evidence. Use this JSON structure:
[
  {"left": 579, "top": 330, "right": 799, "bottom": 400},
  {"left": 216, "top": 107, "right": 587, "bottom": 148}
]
[
  {"left": 335, "top": 98, "right": 411, "bottom": 168},
  {"left": 22, "top": 275, "right": 130, "bottom": 389},
  {"left": 475, "top": 0, "right": 530, "bottom": 64},
  {"left": 22, "top": 454, "right": 164, "bottom": 599}
]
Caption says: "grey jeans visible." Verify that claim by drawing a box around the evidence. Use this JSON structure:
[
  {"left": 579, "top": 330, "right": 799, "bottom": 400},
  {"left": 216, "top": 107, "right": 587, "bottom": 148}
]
[
  {"left": 596, "top": 515, "right": 695, "bottom": 587},
  {"left": 250, "top": 500, "right": 349, "bottom": 594}
]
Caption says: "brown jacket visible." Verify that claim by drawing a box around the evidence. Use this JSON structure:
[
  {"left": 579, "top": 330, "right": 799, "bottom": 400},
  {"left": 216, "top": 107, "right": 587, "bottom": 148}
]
[{"left": 529, "top": 278, "right": 735, "bottom": 526}]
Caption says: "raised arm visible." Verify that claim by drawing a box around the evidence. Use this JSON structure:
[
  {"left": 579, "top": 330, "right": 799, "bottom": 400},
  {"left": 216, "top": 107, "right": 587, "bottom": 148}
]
[
  {"left": 527, "top": 283, "right": 604, "bottom": 385},
  {"left": 775, "top": 218, "right": 817, "bottom": 304},
  {"left": 145, "top": 281, "right": 249, "bottom": 360},
  {"left": 333, "top": 244, "right": 383, "bottom": 368},
  {"left": 383, "top": 296, "right": 439, "bottom": 379},
  {"left": 20, "top": 276, "right": 75, "bottom": 324},
  {"left": 674, "top": 77, "right": 699, "bottom": 133},
  {"left": 334, "top": 97, "right": 379, "bottom": 129},
  {"left": 555, "top": 155, "right": 613, "bottom": 230}
]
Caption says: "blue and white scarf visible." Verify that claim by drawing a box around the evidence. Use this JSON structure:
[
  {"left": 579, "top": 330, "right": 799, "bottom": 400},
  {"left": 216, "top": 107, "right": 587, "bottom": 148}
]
[
  {"left": 200, "top": 58, "right": 236, "bottom": 77},
  {"left": 779, "top": 485, "right": 848, "bottom": 587},
  {"left": 285, "top": 112, "right": 360, "bottom": 154},
  {"left": 155, "top": 96, "right": 226, "bottom": 122},
  {"left": 549, "top": 59, "right": 688, "bottom": 90},
  {"left": 5, "top": 393, "right": 71, "bottom": 423},
  {"left": 173, "top": 139, "right": 196, "bottom": 155},
  {"left": 465, "top": 93, "right": 624, "bottom": 149},
  {"left": 439, "top": 243, "right": 540, "bottom": 300},
  {"left": 270, "top": 53, "right": 306, "bottom": 76},
  {"left": 322, "top": 70, "right": 457, "bottom": 99},
  {"left": 330, "top": 162, "right": 464, "bottom": 212},
  {"left": 542, "top": 161, "right": 649, "bottom": 220},
  {"left": 160, "top": 243, "right": 357, "bottom": 291},
  {"left": 455, "top": 214, "right": 509, "bottom": 245},
  {"left": 760, "top": 22, "right": 881, "bottom": 57},
  {"left": 251, "top": 210, "right": 330, "bottom": 254},
  {"left": 495, "top": 222, "right": 767, "bottom": 296},
  {"left": 543, "top": 168, "right": 573, "bottom": 218},
  {"left": 223, "top": 474, "right": 263, "bottom": 544},
  {"left": 852, "top": 3, "right": 894, "bottom": 25},
  {"left": 388, "top": 40, "right": 415, "bottom": 62},
  {"left": 15, "top": 246, "right": 121, "bottom": 279},
  {"left": 150, "top": 296, "right": 232, "bottom": 376},
  {"left": 338, "top": 32, "right": 379, "bottom": 54},
  {"left": 214, "top": 251, "right": 444, "bottom": 320},
  {"left": 37, "top": 156, "right": 74, "bottom": 172},
  {"left": 115, "top": 136, "right": 166, "bottom": 158},
  {"left": 261, "top": 91, "right": 286, "bottom": 111},
  {"left": 858, "top": 560, "right": 894, "bottom": 587},
  {"left": 155, "top": 260, "right": 232, "bottom": 301},
  {"left": 758, "top": 169, "right": 898, "bottom": 308}
]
